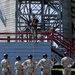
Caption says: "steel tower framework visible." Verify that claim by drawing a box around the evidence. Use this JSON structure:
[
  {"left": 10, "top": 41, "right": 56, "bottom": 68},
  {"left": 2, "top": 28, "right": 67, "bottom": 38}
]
[{"left": 16, "top": 0, "right": 62, "bottom": 41}]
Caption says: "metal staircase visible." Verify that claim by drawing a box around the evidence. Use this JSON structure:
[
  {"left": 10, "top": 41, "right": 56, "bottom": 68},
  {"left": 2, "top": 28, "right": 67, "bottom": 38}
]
[{"left": 50, "top": 27, "right": 75, "bottom": 57}]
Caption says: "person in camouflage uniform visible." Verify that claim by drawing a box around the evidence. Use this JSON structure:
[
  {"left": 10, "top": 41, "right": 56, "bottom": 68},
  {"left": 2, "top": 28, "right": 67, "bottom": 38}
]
[
  {"left": 1, "top": 53, "right": 12, "bottom": 75},
  {"left": 30, "top": 14, "right": 39, "bottom": 42},
  {"left": 37, "top": 54, "right": 54, "bottom": 75},
  {"left": 61, "top": 52, "right": 74, "bottom": 75},
  {"left": 14, "top": 56, "right": 24, "bottom": 75},
  {"left": 22, "top": 54, "right": 37, "bottom": 75}
]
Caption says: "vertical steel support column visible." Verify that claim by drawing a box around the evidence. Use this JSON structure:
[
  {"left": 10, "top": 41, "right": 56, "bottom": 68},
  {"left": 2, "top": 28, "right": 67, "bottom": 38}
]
[
  {"left": 41, "top": 0, "right": 44, "bottom": 30},
  {"left": 59, "top": 0, "right": 62, "bottom": 33},
  {"left": 16, "top": 0, "right": 18, "bottom": 42}
]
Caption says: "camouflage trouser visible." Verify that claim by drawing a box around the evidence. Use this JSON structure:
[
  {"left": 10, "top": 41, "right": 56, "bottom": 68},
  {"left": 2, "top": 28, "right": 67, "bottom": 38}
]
[
  {"left": 31, "top": 27, "right": 37, "bottom": 41},
  {"left": 27, "top": 67, "right": 35, "bottom": 75},
  {"left": 16, "top": 69, "right": 24, "bottom": 75},
  {"left": 62, "top": 68, "right": 71, "bottom": 75},
  {"left": 41, "top": 68, "right": 50, "bottom": 75},
  {"left": 2, "top": 68, "right": 11, "bottom": 75}
]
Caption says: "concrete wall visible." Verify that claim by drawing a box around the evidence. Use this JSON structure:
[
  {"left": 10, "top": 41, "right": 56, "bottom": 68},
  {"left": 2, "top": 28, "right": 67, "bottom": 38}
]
[{"left": 0, "top": 0, "right": 16, "bottom": 42}]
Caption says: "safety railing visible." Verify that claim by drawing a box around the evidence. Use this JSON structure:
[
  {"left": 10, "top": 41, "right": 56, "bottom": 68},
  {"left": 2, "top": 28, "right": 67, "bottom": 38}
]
[
  {"left": 0, "top": 26, "right": 75, "bottom": 56},
  {"left": 0, "top": 32, "right": 52, "bottom": 42}
]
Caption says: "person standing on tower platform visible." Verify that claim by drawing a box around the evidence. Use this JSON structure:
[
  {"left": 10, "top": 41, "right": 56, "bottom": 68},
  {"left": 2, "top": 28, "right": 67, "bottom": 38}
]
[
  {"left": 61, "top": 52, "right": 74, "bottom": 75},
  {"left": 1, "top": 53, "right": 12, "bottom": 75},
  {"left": 14, "top": 56, "right": 24, "bottom": 75},
  {"left": 22, "top": 54, "right": 37, "bottom": 75},
  {"left": 30, "top": 14, "right": 39, "bottom": 42},
  {"left": 36, "top": 54, "right": 54, "bottom": 75}
]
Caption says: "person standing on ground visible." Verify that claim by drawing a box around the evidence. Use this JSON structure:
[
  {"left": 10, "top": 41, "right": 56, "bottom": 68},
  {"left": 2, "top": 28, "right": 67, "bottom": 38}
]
[
  {"left": 22, "top": 54, "right": 37, "bottom": 75},
  {"left": 1, "top": 53, "right": 12, "bottom": 75},
  {"left": 14, "top": 56, "right": 24, "bottom": 75},
  {"left": 61, "top": 52, "right": 74, "bottom": 75},
  {"left": 30, "top": 14, "right": 39, "bottom": 42},
  {"left": 37, "top": 54, "right": 54, "bottom": 75}
]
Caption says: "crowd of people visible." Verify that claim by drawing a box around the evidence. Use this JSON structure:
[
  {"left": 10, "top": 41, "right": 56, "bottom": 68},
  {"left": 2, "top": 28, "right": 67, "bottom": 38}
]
[
  {"left": 0, "top": 53, "right": 54, "bottom": 75},
  {"left": 0, "top": 52, "right": 75, "bottom": 75}
]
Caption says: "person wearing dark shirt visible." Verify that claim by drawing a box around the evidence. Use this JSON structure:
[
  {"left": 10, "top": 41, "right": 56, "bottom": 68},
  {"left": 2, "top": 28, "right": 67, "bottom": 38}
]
[{"left": 30, "top": 14, "right": 39, "bottom": 42}]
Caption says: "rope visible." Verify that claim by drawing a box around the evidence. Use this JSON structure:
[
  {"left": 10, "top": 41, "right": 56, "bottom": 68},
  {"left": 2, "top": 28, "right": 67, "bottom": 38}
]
[{"left": 33, "top": 42, "right": 35, "bottom": 61}]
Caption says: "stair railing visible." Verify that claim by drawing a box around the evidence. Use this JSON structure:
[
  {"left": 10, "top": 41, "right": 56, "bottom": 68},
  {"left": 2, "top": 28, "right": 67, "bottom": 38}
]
[{"left": 50, "top": 26, "right": 75, "bottom": 57}]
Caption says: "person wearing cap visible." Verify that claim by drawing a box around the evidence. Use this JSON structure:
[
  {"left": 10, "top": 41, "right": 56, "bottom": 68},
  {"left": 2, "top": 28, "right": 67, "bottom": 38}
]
[
  {"left": 22, "top": 54, "right": 37, "bottom": 75},
  {"left": 30, "top": 14, "right": 39, "bottom": 42},
  {"left": 61, "top": 52, "right": 74, "bottom": 75},
  {"left": 14, "top": 56, "right": 24, "bottom": 75},
  {"left": 1, "top": 53, "right": 12, "bottom": 75},
  {"left": 37, "top": 54, "right": 54, "bottom": 75}
]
